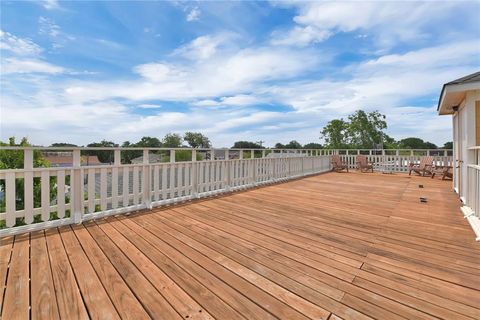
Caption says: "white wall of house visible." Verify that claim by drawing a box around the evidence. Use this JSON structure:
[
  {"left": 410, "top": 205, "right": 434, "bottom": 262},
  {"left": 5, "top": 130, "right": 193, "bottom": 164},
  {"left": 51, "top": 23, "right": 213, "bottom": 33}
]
[{"left": 453, "top": 89, "right": 480, "bottom": 201}]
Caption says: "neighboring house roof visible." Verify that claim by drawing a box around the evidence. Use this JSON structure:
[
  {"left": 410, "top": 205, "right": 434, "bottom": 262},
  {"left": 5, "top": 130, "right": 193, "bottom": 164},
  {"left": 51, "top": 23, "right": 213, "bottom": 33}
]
[
  {"left": 437, "top": 71, "right": 480, "bottom": 115},
  {"left": 43, "top": 153, "right": 102, "bottom": 166},
  {"left": 131, "top": 153, "right": 163, "bottom": 164}
]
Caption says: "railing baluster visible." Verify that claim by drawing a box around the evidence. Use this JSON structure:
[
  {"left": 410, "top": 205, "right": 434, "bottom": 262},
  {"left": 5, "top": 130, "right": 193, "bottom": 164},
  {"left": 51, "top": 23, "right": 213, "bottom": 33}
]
[
  {"left": 5, "top": 172, "right": 16, "bottom": 227},
  {"left": 57, "top": 170, "right": 65, "bottom": 218}
]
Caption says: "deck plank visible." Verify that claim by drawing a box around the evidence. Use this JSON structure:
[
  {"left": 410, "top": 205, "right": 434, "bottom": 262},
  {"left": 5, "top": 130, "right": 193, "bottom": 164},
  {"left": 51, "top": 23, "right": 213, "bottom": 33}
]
[
  {"left": 30, "top": 231, "right": 59, "bottom": 320},
  {"left": 45, "top": 228, "right": 89, "bottom": 319},
  {"left": 83, "top": 222, "right": 182, "bottom": 319},
  {"left": 59, "top": 226, "right": 120, "bottom": 320},
  {"left": 70, "top": 224, "right": 150, "bottom": 320},
  {"left": 2, "top": 233, "right": 29, "bottom": 319},
  {"left": 0, "top": 236, "right": 13, "bottom": 314},
  {"left": 2, "top": 172, "right": 480, "bottom": 320}
]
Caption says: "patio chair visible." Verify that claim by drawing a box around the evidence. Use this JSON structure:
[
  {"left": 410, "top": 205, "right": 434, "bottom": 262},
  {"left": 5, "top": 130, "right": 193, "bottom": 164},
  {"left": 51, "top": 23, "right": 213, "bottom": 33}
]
[
  {"left": 356, "top": 155, "right": 374, "bottom": 172},
  {"left": 331, "top": 155, "right": 349, "bottom": 172},
  {"left": 431, "top": 166, "right": 453, "bottom": 180},
  {"left": 408, "top": 156, "right": 434, "bottom": 176}
]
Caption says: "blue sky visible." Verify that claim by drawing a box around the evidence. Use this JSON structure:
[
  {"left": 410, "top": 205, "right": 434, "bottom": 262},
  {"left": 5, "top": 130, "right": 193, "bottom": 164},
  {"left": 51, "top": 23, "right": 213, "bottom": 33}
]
[{"left": 1, "top": 0, "right": 479, "bottom": 147}]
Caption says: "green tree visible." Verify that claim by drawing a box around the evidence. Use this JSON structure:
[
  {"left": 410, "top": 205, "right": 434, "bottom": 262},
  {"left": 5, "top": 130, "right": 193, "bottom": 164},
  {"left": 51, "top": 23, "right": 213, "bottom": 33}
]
[
  {"left": 274, "top": 143, "right": 285, "bottom": 149},
  {"left": 232, "top": 141, "right": 264, "bottom": 149},
  {"left": 321, "top": 119, "right": 349, "bottom": 149},
  {"left": 184, "top": 132, "right": 211, "bottom": 148},
  {"left": 285, "top": 140, "right": 302, "bottom": 149},
  {"left": 347, "top": 110, "right": 387, "bottom": 149},
  {"left": 423, "top": 142, "right": 438, "bottom": 149},
  {"left": 163, "top": 133, "right": 183, "bottom": 148},
  {"left": 135, "top": 136, "right": 162, "bottom": 148},
  {"left": 50, "top": 143, "right": 78, "bottom": 147},
  {"left": 85, "top": 140, "right": 118, "bottom": 163},
  {"left": 443, "top": 141, "right": 453, "bottom": 149},
  {"left": 303, "top": 143, "right": 323, "bottom": 149},
  {"left": 398, "top": 137, "right": 436, "bottom": 149}
]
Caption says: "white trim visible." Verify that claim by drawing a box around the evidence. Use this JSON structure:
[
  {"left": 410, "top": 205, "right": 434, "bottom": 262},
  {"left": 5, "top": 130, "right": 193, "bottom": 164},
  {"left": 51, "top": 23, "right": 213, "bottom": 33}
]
[{"left": 461, "top": 206, "right": 480, "bottom": 241}]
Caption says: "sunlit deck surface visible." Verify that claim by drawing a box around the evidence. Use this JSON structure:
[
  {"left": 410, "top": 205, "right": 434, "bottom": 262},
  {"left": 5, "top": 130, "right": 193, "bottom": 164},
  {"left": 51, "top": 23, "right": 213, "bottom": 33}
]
[{"left": 1, "top": 172, "right": 480, "bottom": 320}]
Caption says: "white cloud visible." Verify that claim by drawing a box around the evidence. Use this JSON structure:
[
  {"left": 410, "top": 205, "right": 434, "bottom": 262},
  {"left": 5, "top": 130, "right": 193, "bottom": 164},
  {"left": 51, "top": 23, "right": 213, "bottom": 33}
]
[
  {"left": 193, "top": 94, "right": 263, "bottom": 107},
  {"left": 137, "top": 104, "right": 162, "bottom": 109},
  {"left": 38, "top": 17, "right": 61, "bottom": 37},
  {"left": 0, "top": 30, "right": 43, "bottom": 55},
  {"left": 41, "top": 0, "right": 60, "bottom": 10},
  {"left": 272, "top": 1, "right": 476, "bottom": 48},
  {"left": 1, "top": 57, "right": 65, "bottom": 74},
  {"left": 186, "top": 7, "right": 200, "bottom": 22},
  {"left": 62, "top": 46, "right": 318, "bottom": 103},
  {"left": 173, "top": 35, "right": 225, "bottom": 60},
  {"left": 271, "top": 26, "right": 332, "bottom": 47}
]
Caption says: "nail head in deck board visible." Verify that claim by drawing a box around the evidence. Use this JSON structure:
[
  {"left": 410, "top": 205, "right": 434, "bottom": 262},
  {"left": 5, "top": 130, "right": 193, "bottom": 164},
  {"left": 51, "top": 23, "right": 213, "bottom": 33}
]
[{"left": 2, "top": 234, "right": 30, "bottom": 320}]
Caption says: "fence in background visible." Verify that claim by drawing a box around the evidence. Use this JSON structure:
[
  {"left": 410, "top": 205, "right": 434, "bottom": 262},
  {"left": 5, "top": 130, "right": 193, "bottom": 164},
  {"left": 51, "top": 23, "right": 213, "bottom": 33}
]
[{"left": 0, "top": 147, "right": 334, "bottom": 236}]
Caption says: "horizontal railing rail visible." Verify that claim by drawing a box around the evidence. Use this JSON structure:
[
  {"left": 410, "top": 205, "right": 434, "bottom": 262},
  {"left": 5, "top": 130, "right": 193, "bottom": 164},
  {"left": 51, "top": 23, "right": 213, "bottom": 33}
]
[{"left": 0, "top": 147, "right": 332, "bottom": 236}]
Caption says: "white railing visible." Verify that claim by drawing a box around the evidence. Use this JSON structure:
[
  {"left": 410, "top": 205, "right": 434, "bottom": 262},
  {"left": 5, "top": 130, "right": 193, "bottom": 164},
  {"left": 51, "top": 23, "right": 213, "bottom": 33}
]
[
  {"left": 463, "top": 146, "right": 480, "bottom": 240},
  {"left": 339, "top": 154, "right": 453, "bottom": 172},
  {"left": 0, "top": 147, "right": 332, "bottom": 236}
]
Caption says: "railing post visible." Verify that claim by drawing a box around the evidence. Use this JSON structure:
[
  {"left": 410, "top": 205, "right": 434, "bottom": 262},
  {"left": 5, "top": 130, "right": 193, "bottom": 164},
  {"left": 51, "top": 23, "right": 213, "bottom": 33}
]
[
  {"left": 170, "top": 149, "right": 175, "bottom": 163},
  {"left": 72, "top": 149, "right": 83, "bottom": 224},
  {"left": 114, "top": 149, "right": 121, "bottom": 165},
  {"left": 142, "top": 149, "right": 152, "bottom": 209},
  {"left": 23, "top": 149, "right": 34, "bottom": 224},
  {"left": 262, "top": 150, "right": 266, "bottom": 158},
  {"left": 191, "top": 149, "right": 198, "bottom": 197},
  {"left": 251, "top": 149, "right": 255, "bottom": 159}
]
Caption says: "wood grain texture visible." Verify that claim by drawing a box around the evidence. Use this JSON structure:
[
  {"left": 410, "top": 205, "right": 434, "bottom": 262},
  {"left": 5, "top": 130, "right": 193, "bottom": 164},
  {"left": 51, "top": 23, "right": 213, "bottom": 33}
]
[{"left": 1, "top": 172, "right": 479, "bottom": 320}]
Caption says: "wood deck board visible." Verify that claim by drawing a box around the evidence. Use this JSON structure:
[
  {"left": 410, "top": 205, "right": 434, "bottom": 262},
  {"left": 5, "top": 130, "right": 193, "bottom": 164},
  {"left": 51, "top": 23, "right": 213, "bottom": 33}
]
[{"left": 1, "top": 172, "right": 479, "bottom": 320}]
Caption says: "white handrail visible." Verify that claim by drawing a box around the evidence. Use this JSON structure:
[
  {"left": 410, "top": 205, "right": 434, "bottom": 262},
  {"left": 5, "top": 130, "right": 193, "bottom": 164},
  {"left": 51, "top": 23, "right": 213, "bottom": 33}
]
[{"left": 0, "top": 154, "right": 331, "bottom": 236}]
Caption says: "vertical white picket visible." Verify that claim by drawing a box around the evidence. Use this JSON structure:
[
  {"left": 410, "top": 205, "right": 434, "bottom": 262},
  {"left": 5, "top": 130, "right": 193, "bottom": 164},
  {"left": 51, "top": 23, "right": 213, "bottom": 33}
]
[
  {"left": 199, "top": 162, "right": 205, "bottom": 193},
  {"left": 153, "top": 165, "right": 160, "bottom": 201},
  {"left": 88, "top": 169, "right": 95, "bottom": 213},
  {"left": 41, "top": 170, "right": 50, "bottom": 222},
  {"left": 5, "top": 172, "right": 16, "bottom": 227},
  {"left": 57, "top": 170, "right": 66, "bottom": 218},
  {"left": 169, "top": 163, "right": 175, "bottom": 198},
  {"left": 185, "top": 163, "right": 190, "bottom": 196},
  {"left": 123, "top": 166, "right": 129, "bottom": 206},
  {"left": 24, "top": 171, "right": 34, "bottom": 224},
  {"left": 112, "top": 167, "right": 119, "bottom": 209},
  {"left": 133, "top": 166, "right": 139, "bottom": 205},
  {"left": 162, "top": 165, "right": 168, "bottom": 200},
  {"left": 205, "top": 161, "right": 210, "bottom": 191},
  {"left": 178, "top": 163, "right": 183, "bottom": 196},
  {"left": 100, "top": 168, "right": 107, "bottom": 211},
  {"left": 216, "top": 161, "right": 221, "bottom": 189}
]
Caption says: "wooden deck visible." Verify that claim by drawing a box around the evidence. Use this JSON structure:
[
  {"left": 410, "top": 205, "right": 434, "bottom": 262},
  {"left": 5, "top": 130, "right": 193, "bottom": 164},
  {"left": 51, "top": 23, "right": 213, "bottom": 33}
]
[{"left": 1, "top": 172, "right": 479, "bottom": 320}]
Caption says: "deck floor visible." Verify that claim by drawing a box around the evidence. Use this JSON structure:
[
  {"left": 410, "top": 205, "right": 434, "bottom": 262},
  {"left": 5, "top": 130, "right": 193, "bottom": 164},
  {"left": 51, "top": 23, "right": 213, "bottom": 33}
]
[{"left": 1, "top": 172, "right": 480, "bottom": 320}]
